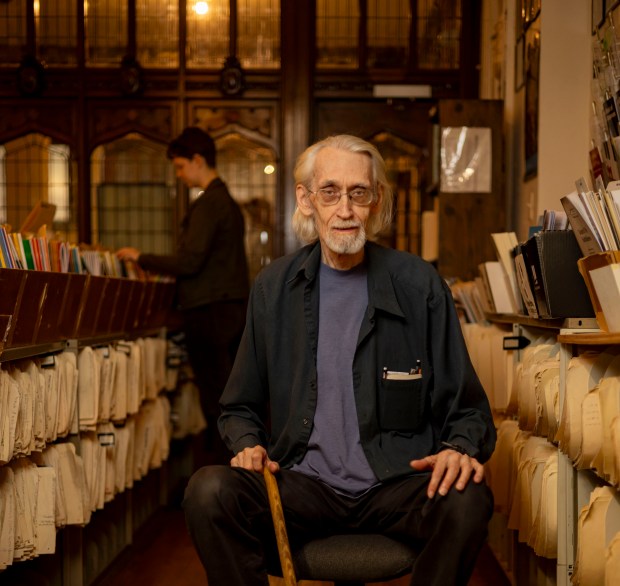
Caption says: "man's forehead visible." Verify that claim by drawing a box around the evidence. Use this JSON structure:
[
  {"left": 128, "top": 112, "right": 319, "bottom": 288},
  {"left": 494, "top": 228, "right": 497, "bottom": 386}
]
[{"left": 315, "top": 148, "right": 372, "bottom": 174}]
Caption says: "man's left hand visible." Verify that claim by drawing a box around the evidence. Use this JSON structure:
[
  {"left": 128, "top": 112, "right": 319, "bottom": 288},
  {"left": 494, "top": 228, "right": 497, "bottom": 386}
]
[{"left": 409, "top": 450, "right": 485, "bottom": 499}]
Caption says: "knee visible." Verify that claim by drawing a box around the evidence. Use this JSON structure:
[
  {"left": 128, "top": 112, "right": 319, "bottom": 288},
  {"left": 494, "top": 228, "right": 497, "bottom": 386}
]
[
  {"left": 183, "top": 465, "right": 233, "bottom": 517},
  {"left": 430, "top": 481, "right": 493, "bottom": 538}
]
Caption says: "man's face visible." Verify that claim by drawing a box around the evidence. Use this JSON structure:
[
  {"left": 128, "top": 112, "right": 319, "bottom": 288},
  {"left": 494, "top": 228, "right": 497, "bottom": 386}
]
[
  {"left": 298, "top": 147, "right": 377, "bottom": 269},
  {"left": 172, "top": 155, "right": 202, "bottom": 188}
]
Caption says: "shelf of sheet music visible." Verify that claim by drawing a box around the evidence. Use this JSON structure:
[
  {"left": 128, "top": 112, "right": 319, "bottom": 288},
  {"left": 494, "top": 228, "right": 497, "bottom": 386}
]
[
  {"left": 0, "top": 330, "right": 206, "bottom": 585},
  {"left": 0, "top": 267, "right": 176, "bottom": 356},
  {"left": 464, "top": 316, "right": 620, "bottom": 586}
]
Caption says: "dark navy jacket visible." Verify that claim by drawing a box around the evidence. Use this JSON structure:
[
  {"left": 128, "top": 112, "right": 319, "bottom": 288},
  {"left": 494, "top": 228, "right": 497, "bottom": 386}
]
[{"left": 219, "top": 241, "right": 496, "bottom": 481}]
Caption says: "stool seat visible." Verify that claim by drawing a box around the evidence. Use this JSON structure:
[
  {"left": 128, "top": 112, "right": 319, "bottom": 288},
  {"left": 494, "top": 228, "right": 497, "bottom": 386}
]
[
  {"left": 293, "top": 533, "right": 417, "bottom": 583},
  {"left": 263, "top": 467, "right": 418, "bottom": 586}
]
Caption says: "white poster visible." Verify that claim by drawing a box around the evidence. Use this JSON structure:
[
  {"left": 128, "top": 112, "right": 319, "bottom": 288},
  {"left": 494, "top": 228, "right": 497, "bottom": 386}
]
[{"left": 440, "top": 127, "right": 492, "bottom": 193}]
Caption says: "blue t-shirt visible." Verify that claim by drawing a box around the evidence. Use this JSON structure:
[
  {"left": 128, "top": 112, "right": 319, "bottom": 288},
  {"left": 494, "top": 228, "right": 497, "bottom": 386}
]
[{"left": 291, "top": 262, "right": 378, "bottom": 496}]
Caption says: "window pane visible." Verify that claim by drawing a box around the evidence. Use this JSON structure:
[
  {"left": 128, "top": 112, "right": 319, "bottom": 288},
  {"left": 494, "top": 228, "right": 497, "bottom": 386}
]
[
  {"left": 136, "top": 0, "right": 179, "bottom": 68},
  {"left": 214, "top": 133, "right": 276, "bottom": 282},
  {"left": 186, "top": 0, "right": 229, "bottom": 68},
  {"left": 237, "top": 0, "right": 280, "bottom": 69},
  {"left": 36, "top": 0, "right": 78, "bottom": 65},
  {"left": 417, "top": 0, "right": 461, "bottom": 69},
  {"left": 0, "top": 0, "right": 27, "bottom": 65},
  {"left": 0, "top": 134, "right": 77, "bottom": 242},
  {"left": 91, "top": 135, "right": 175, "bottom": 255},
  {"left": 316, "top": 0, "right": 359, "bottom": 69},
  {"left": 85, "top": 0, "right": 128, "bottom": 66},
  {"left": 367, "top": 0, "right": 411, "bottom": 69}
]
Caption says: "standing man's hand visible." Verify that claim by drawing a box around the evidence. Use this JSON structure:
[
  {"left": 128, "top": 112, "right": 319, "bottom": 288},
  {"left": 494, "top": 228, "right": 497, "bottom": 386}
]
[
  {"left": 116, "top": 247, "right": 141, "bottom": 262},
  {"left": 230, "top": 445, "right": 280, "bottom": 474},
  {"left": 409, "top": 450, "right": 485, "bottom": 498}
]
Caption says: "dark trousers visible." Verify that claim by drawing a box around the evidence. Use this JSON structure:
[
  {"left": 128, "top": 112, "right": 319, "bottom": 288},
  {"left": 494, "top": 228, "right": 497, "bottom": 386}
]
[
  {"left": 183, "top": 466, "right": 494, "bottom": 586},
  {"left": 182, "top": 300, "right": 246, "bottom": 461}
]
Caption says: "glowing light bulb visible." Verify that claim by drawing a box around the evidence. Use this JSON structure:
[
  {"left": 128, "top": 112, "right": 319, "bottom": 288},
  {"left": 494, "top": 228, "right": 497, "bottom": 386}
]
[
  {"left": 264, "top": 164, "right": 275, "bottom": 175},
  {"left": 194, "top": 2, "right": 209, "bottom": 15}
]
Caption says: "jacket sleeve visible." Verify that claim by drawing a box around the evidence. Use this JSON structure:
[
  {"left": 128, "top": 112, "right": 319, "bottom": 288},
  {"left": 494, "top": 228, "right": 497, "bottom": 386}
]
[
  {"left": 217, "top": 277, "right": 270, "bottom": 454},
  {"left": 428, "top": 279, "right": 496, "bottom": 463}
]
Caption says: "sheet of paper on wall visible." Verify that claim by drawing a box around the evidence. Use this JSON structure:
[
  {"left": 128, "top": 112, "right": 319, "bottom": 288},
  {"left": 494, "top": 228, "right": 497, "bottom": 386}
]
[{"left": 440, "top": 127, "right": 492, "bottom": 193}]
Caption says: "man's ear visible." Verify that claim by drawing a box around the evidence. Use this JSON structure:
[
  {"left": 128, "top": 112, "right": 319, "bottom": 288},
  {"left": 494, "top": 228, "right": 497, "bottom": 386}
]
[
  {"left": 296, "top": 185, "right": 314, "bottom": 217},
  {"left": 192, "top": 153, "right": 206, "bottom": 167}
]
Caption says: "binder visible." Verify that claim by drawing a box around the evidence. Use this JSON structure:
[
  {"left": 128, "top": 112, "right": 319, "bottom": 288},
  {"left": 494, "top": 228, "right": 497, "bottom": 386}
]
[{"left": 522, "top": 231, "right": 595, "bottom": 319}]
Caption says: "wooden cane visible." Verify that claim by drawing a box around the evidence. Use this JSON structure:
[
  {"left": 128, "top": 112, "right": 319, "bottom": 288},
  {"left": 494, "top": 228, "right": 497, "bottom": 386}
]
[{"left": 263, "top": 466, "right": 298, "bottom": 586}]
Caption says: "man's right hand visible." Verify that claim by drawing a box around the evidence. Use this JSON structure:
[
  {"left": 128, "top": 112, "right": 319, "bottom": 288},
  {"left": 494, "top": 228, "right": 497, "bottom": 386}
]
[{"left": 230, "top": 445, "right": 280, "bottom": 474}]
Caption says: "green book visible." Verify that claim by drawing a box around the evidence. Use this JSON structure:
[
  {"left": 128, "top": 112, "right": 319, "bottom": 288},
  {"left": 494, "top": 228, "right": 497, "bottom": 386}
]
[{"left": 22, "top": 238, "right": 36, "bottom": 270}]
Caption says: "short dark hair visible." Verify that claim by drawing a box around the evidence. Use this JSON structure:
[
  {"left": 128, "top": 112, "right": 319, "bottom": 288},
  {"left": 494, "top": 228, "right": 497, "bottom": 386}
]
[{"left": 167, "top": 127, "right": 216, "bottom": 168}]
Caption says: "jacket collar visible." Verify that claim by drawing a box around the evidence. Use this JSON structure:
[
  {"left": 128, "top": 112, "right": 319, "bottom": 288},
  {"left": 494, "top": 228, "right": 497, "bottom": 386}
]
[{"left": 289, "top": 241, "right": 405, "bottom": 319}]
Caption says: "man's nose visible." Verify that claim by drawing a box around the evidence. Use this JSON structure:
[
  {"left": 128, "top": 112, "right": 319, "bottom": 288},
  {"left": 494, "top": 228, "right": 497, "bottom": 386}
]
[{"left": 335, "top": 193, "right": 354, "bottom": 214}]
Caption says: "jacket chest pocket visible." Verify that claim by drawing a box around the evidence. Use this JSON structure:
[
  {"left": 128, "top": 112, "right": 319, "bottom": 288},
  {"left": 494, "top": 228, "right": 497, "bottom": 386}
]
[{"left": 379, "top": 378, "right": 425, "bottom": 431}]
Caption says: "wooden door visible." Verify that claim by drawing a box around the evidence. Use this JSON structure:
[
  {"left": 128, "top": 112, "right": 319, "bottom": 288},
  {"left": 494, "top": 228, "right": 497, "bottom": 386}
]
[{"left": 437, "top": 99, "right": 506, "bottom": 280}]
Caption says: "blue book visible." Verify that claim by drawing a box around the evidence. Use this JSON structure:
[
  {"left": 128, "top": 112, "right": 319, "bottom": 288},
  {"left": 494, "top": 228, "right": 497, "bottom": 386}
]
[{"left": 0, "top": 226, "right": 13, "bottom": 268}]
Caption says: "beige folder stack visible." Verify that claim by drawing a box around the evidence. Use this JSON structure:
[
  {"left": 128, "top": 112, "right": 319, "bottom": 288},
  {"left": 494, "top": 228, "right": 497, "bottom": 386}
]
[
  {"left": 96, "top": 346, "right": 116, "bottom": 424},
  {"left": 556, "top": 350, "right": 619, "bottom": 465},
  {"left": 170, "top": 376, "right": 207, "bottom": 439},
  {"left": 143, "top": 337, "right": 168, "bottom": 400},
  {"left": 0, "top": 446, "right": 86, "bottom": 569},
  {"left": 127, "top": 340, "right": 144, "bottom": 415},
  {"left": 572, "top": 486, "right": 620, "bottom": 585},
  {"left": 461, "top": 322, "right": 514, "bottom": 413},
  {"left": 507, "top": 435, "right": 557, "bottom": 557},
  {"left": 78, "top": 346, "right": 100, "bottom": 430},
  {"left": 577, "top": 353, "right": 620, "bottom": 475},
  {"left": 487, "top": 419, "right": 522, "bottom": 516},
  {"left": 487, "top": 419, "right": 558, "bottom": 559},
  {"left": 0, "top": 465, "right": 16, "bottom": 569},
  {"left": 111, "top": 343, "right": 130, "bottom": 422},
  {"left": 1, "top": 352, "right": 79, "bottom": 464},
  {"left": 606, "top": 532, "right": 620, "bottom": 586},
  {"left": 31, "top": 443, "right": 88, "bottom": 528},
  {"left": 510, "top": 336, "right": 559, "bottom": 432}
]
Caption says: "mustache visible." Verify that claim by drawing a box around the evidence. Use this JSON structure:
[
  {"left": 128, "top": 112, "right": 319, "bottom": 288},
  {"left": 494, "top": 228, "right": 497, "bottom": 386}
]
[{"left": 331, "top": 220, "right": 362, "bottom": 229}]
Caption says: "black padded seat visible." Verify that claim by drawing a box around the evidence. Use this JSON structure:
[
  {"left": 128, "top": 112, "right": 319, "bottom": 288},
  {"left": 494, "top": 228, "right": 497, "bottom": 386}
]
[{"left": 293, "top": 533, "right": 417, "bottom": 584}]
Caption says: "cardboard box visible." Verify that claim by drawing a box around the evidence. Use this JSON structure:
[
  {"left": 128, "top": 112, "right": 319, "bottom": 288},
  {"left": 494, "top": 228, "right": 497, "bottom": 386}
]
[{"left": 577, "top": 250, "right": 620, "bottom": 332}]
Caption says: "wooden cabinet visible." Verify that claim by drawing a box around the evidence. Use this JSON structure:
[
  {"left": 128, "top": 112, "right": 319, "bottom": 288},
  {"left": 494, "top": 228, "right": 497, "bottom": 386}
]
[{"left": 0, "top": 269, "right": 189, "bottom": 586}]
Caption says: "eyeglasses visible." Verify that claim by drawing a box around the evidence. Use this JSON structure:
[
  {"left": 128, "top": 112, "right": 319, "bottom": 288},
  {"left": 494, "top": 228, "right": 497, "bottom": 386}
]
[{"left": 307, "top": 187, "right": 376, "bottom": 206}]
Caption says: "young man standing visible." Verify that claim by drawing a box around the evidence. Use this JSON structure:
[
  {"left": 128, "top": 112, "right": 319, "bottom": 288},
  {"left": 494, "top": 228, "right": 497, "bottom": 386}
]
[{"left": 118, "top": 127, "right": 249, "bottom": 463}]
